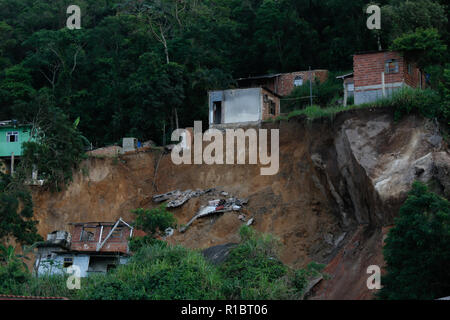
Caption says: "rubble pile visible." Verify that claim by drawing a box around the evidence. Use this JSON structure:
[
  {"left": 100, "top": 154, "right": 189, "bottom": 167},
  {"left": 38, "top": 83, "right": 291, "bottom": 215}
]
[
  {"left": 152, "top": 188, "right": 251, "bottom": 233},
  {"left": 152, "top": 188, "right": 213, "bottom": 208}
]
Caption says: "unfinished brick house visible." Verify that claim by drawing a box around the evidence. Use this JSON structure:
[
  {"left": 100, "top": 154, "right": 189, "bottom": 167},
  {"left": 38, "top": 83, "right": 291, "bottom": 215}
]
[
  {"left": 208, "top": 87, "right": 280, "bottom": 128},
  {"left": 236, "top": 70, "right": 328, "bottom": 97},
  {"left": 34, "top": 218, "right": 144, "bottom": 277},
  {"left": 353, "top": 51, "right": 426, "bottom": 105}
]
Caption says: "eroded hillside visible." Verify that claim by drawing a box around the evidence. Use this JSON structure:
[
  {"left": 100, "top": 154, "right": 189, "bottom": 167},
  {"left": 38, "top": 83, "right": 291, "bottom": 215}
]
[{"left": 31, "top": 108, "right": 450, "bottom": 299}]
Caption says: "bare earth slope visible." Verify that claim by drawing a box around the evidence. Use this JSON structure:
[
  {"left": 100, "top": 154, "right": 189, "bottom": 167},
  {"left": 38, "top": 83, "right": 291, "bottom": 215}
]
[{"left": 31, "top": 107, "right": 450, "bottom": 299}]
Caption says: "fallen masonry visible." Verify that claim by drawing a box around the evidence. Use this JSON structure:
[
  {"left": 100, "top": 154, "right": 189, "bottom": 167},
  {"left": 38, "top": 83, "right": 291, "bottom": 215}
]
[
  {"left": 179, "top": 195, "right": 249, "bottom": 233},
  {"left": 152, "top": 188, "right": 250, "bottom": 233},
  {"left": 152, "top": 188, "right": 213, "bottom": 208}
]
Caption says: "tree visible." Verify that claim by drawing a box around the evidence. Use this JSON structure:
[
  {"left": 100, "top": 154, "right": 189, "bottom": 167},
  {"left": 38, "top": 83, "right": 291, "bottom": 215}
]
[
  {"left": 19, "top": 91, "right": 86, "bottom": 191},
  {"left": 381, "top": 0, "right": 448, "bottom": 42},
  {"left": 379, "top": 181, "right": 450, "bottom": 300},
  {"left": 0, "top": 173, "right": 42, "bottom": 246},
  {"left": 390, "top": 28, "right": 447, "bottom": 70}
]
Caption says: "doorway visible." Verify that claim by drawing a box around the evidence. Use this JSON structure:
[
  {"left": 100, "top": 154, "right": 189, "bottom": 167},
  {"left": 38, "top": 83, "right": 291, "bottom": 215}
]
[{"left": 213, "top": 101, "right": 222, "bottom": 124}]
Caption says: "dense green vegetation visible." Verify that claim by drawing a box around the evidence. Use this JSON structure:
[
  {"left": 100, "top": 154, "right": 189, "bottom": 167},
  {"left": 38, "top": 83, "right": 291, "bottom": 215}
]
[
  {"left": 0, "top": 225, "right": 325, "bottom": 300},
  {"left": 0, "top": 173, "right": 42, "bottom": 245},
  {"left": 379, "top": 182, "right": 450, "bottom": 300},
  {"left": 0, "top": 0, "right": 447, "bottom": 147},
  {"left": 0, "top": 0, "right": 449, "bottom": 300}
]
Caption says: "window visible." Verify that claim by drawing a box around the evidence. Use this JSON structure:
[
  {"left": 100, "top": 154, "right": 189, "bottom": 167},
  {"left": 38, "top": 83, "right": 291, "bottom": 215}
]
[
  {"left": 347, "top": 83, "right": 354, "bottom": 92},
  {"left": 408, "top": 64, "right": 412, "bottom": 75},
  {"left": 63, "top": 257, "right": 73, "bottom": 268},
  {"left": 294, "top": 76, "right": 303, "bottom": 86},
  {"left": 269, "top": 100, "right": 276, "bottom": 115},
  {"left": 385, "top": 59, "right": 399, "bottom": 74},
  {"left": 6, "top": 131, "right": 18, "bottom": 143},
  {"left": 80, "top": 227, "right": 96, "bottom": 241}
]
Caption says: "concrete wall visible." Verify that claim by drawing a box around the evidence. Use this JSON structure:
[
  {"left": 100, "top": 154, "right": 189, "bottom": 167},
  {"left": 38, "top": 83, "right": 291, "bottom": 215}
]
[
  {"left": 37, "top": 253, "right": 90, "bottom": 277},
  {"left": 354, "top": 84, "right": 404, "bottom": 105},
  {"left": 87, "top": 256, "right": 128, "bottom": 275},
  {"left": 209, "top": 88, "right": 262, "bottom": 126},
  {"left": 0, "top": 125, "right": 33, "bottom": 157}
]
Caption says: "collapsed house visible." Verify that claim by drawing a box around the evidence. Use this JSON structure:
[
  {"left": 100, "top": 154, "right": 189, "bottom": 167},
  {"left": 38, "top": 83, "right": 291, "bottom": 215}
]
[
  {"left": 208, "top": 87, "right": 281, "bottom": 128},
  {"left": 351, "top": 51, "right": 426, "bottom": 105},
  {"left": 34, "top": 218, "right": 141, "bottom": 277}
]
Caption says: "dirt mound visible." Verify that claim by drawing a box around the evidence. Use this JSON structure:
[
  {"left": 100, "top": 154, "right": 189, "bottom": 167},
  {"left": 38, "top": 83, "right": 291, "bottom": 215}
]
[{"left": 31, "top": 108, "right": 449, "bottom": 299}]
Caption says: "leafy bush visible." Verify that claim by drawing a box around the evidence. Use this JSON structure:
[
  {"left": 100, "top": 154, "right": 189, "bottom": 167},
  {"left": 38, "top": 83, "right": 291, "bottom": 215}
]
[
  {"left": 378, "top": 181, "right": 450, "bottom": 300},
  {"left": 129, "top": 205, "right": 176, "bottom": 251},
  {"left": 282, "top": 74, "right": 342, "bottom": 111},
  {"left": 219, "top": 225, "right": 323, "bottom": 299},
  {"left": 439, "top": 68, "right": 450, "bottom": 125},
  {"left": 20, "top": 101, "right": 86, "bottom": 191},
  {"left": 381, "top": 87, "right": 443, "bottom": 122},
  {"left": 0, "top": 258, "right": 31, "bottom": 294},
  {"left": 79, "top": 243, "right": 223, "bottom": 300},
  {"left": 0, "top": 173, "right": 42, "bottom": 245}
]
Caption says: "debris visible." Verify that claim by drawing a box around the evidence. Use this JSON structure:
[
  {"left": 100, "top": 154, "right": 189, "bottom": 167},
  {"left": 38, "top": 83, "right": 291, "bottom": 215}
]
[
  {"left": 152, "top": 189, "right": 213, "bottom": 208},
  {"left": 177, "top": 190, "right": 249, "bottom": 233},
  {"left": 164, "top": 227, "right": 174, "bottom": 238},
  {"left": 208, "top": 199, "right": 220, "bottom": 206},
  {"left": 246, "top": 218, "right": 254, "bottom": 226},
  {"left": 180, "top": 206, "right": 217, "bottom": 233},
  {"left": 238, "top": 214, "right": 246, "bottom": 221},
  {"left": 221, "top": 191, "right": 228, "bottom": 196}
]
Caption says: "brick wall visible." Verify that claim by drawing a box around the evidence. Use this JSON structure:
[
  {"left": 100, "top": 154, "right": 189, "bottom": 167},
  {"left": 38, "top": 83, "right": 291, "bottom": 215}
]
[
  {"left": 404, "top": 59, "right": 425, "bottom": 88},
  {"left": 354, "top": 51, "right": 425, "bottom": 91},
  {"left": 354, "top": 51, "right": 406, "bottom": 89},
  {"left": 261, "top": 88, "right": 280, "bottom": 121},
  {"left": 71, "top": 224, "right": 133, "bottom": 253},
  {"left": 277, "top": 70, "right": 328, "bottom": 96}
]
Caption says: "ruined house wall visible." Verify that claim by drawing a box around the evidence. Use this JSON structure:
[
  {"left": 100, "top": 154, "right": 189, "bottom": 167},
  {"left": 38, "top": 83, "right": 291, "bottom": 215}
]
[
  {"left": 261, "top": 88, "right": 280, "bottom": 121},
  {"left": 70, "top": 225, "right": 132, "bottom": 253},
  {"left": 404, "top": 59, "right": 425, "bottom": 89}
]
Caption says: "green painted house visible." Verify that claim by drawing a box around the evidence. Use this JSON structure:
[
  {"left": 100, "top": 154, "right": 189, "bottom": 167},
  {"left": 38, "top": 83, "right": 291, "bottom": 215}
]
[{"left": 0, "top": 120, "right": 35, "bottom": 158}]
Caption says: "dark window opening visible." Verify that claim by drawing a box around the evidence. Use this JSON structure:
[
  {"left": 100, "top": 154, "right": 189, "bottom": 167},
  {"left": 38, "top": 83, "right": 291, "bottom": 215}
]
[
  {"left": 269, "top": 100, "right": 276, "bottom": 115},
  {"left": 63, "top": 257, "right": 73, "bottom": 268},
  {"left": 107, "top": 264, "right": 117, "bottom": 272},
  {"left": 213, "top": 101, "right": 222, "bottom": 124},
  {"left": 7, "top": 131, "right": 18, "bottom": 143},
  {"left": 80, "top": 227, "right": 96, "bottom": 241}
]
